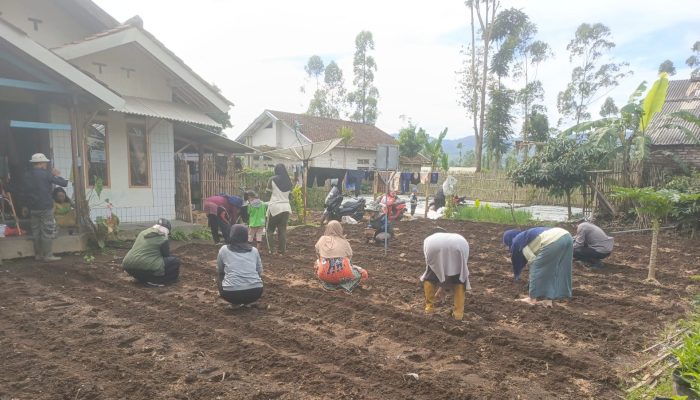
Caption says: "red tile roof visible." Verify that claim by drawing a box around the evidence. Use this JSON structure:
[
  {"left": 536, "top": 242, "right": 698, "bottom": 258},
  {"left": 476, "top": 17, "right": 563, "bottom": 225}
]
[{"left": 267, "top": 110, "right": 396, "bottom": 150}]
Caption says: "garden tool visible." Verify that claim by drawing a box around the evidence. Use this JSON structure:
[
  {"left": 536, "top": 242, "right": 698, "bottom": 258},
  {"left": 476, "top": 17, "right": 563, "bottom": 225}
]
[
  {"left": 452, "top": 283, "right": 466, "bottom": 321},
  {"left": 423, "top": 281, "right": 437, "bottom": 314}
]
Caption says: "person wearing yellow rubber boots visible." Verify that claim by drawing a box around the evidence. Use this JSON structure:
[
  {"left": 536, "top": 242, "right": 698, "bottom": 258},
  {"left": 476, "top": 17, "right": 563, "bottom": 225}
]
[{"left": 420, "top": 228, "right": 471, "bottom": 320}]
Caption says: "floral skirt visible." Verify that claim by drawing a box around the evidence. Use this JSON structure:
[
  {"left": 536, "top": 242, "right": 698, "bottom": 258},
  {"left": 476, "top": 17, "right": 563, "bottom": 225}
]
[{"left": 316, "top": 257, "right": 368, "bottom": 293}]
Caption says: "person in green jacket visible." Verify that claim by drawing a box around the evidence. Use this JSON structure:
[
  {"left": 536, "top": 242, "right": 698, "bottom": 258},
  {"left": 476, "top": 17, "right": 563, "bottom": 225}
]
[
  {"left": 122, "top": 218, "right": 181, "bottom": 286},
  {"left": 245, "top": 191, "right": 267, "bottom": 250}
]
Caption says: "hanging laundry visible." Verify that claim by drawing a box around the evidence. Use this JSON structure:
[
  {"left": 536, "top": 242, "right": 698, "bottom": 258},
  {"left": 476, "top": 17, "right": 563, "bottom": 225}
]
[
  {"left": 410, "top": 172, "right": 421, "bottom": 185},
  {"left": 430, "top": 172, "right": 439, "bottom": 184},
  {"left": 390, "top": 172, "right": 401, "bottom": 192},
  {"left": 400, "top": 172, "right": 412, "bottom": 193},
  {"left": 420, "top": 172, "right": 430, "bottom": 184},
  {"left": 307, "top": 167, "right": 346, "bottom": 188}
]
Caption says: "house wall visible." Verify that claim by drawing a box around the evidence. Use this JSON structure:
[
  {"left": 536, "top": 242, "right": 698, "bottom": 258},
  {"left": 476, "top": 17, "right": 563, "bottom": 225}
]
[
  {"left": 0, "top": 0, "right": 96, "bottom": 48},
  {"left": 47, "top": 108, "right": 176, "bottom": 223},
  {"left": 250, "top": 122, "right": 276, "bottom": 147},
  {"left": 649, "top": 145, "right": 700, "bottom": 172},
  {"left": 312, "top": 148, "right": 377, "bottom": 170},
  {"left": 71, "top": 46, "right": 173, "bottom": 101}
]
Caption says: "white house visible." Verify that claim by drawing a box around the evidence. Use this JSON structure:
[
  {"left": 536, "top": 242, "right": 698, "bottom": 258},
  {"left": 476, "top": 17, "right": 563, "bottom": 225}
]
[
  {"left": 237, "top": 110, "right": 428, "bottom": 172},
  {"left": 0, "top": 0, "right": 251, "bottom": 226}
]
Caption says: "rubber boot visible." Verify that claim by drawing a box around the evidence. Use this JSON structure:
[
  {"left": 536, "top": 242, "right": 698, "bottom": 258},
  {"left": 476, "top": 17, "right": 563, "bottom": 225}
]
[
  {"left": 423, "top": 281, "right": 436, "bottom": 314},
  {"left": 42, "top": 239, "right": 61, "bottom": 262},
  {"left": 452, "top": 283, "right": 466, "bottom": 321}
]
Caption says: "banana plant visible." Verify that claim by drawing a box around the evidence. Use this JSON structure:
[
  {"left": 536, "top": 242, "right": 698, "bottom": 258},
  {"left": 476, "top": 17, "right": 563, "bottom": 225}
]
[{"left": 561, "top": 73, "right": 669, "bottom": 187}]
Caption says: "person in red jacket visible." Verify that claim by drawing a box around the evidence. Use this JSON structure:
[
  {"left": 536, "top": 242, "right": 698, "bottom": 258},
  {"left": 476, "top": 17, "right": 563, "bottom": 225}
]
[{"left": 203, "top": 194, "right": 243, "bottom": 244}]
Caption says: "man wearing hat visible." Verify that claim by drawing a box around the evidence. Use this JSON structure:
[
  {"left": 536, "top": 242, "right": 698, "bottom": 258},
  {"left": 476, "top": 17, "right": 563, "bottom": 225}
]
[{"left": 23, "top": 153, "right": 68, "bottom": 262}]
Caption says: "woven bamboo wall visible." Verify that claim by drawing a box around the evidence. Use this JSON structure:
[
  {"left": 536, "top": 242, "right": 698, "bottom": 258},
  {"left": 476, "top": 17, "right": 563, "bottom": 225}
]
[
  {"left": 200, "top": 155, "right": 240, "bottom": 202},
  {"left": 174, "top": 156, "right": 193, "bottom": 223}
]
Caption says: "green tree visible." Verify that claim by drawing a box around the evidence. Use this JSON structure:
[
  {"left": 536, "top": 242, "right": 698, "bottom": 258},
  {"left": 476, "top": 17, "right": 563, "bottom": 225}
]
[
  {"left": 525, "top": 109, "right": 550, "bottom": 151},
  {"left": 599, "top": 97, "right": 619, "bottom": 117},
  {"left": 305, "top": 55, "right": 325, "bottom": 91},
  {"left": 557, "top": 23, "right": 630, "bottom": 125},
  {"left": 613, "top": 187, "right": 682, "bottom": 283},
  {"left": 397, "top": 123, "right": 428, "bottom": 158},
  {"left": 323, "top": 61, "right": 347, "bottom": 119},
  {"left": 307, "top": 89, "right": 329, "bottom": 117},
  {"left": 484, "top": 84, "right": 515, "bottom": 169},
  {"left": 337, "top": 126, "right": 354, "bottom": 168},
  {"left": 658, "top": 59, "right": 676, "bottom": 76},
  {"left": 686, "top": 40, "right": 700, "bottom": 75},
  {"left": 456, "top": 142, "right": 464, "bottom": 165},
  {"left": 509, "top": 137, "right": 604, "bottom": 219},
  {"left": 348, "top": 31, "right": 379, "bottom": 124},
  {"left": 422, "top": 128, "right": 449, "bottom": 217}
]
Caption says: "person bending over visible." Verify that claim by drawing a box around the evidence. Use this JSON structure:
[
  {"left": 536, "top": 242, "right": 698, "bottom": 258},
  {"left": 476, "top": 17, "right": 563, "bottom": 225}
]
[
  {"left": 217, "top": 224, "right": 264, "bottom": 305},
  {"left": 122, "top": 218, "right": 180, "bottom": 286},
  {"left": 573, "top": 221, "right": 614, "bottom": 269},
  {"left": 421, "top": 228, "right": 470, "bottom": 320},
  {"left": 503, "top": 227, "right": 573, "bottom": 307}
]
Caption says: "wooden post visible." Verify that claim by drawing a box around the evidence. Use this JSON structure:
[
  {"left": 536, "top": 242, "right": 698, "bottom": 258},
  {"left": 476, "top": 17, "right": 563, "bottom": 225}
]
[
  {"left": 69, "top": 99, "right": 88, "bottom": 232},
  {"left": 424, "top": 167, "right": 432, "bottom": 218},
  {"left": 198, "top": 145, "right": 205, "bottom": 209},
  {"left": 302, "top": 160, "right": 308, "bottom": 224}
]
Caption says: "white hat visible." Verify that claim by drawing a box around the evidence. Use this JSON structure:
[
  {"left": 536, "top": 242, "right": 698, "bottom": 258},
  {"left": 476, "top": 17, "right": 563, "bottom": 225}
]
[{"left": 29, "top": 153, "right": 50, "bottom": 163}]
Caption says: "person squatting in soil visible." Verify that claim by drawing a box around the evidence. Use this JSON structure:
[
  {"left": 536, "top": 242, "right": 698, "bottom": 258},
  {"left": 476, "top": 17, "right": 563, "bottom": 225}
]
[
  {"left": 122, "top": 218, "right": 181, "bottom": 286},
  {"left": 266, "top": 164, "right": 292, "bottom": 255},
  {"left": 315, "top": 220, "right": 368, "bottom": 293},
  {"left": 22, "top": 153, "right": 69, "bottom": 262},
  {"left": 573, "top": 220, "right": 614, "bottom": 269},
  {"left": 364, "top": 201, "right": 392, "bottom": 244},
  {"left": 203, "top": 193, "right": 243, "bottom": 244},
  {"left": 245, "top": 191, "right": 267, "bottom": 250},
  {"left": 217, "top": 224, "right": 264, "bottom": 305},
  {"left": 410, "top": 188, "right": 418, "bottom": 216},
  {"left": 503, "top": 227, "right": 573, "bottom": 307},
  {"left": 421, "top": 228, "right": 471, "bottom": 320}
]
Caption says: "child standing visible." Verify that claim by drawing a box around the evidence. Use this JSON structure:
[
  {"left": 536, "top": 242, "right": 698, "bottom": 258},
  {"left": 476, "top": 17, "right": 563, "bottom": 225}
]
[
  {"left": 410, "top": 187, "right": 418, "bottom": 216},
  {"left": 246, "top": 191, "right": 268, "bottom": 250}
]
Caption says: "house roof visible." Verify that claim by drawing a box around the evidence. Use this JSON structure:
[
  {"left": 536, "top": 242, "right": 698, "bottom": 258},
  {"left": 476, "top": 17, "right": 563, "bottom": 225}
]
[
  {"left": 239, "top": 110, "right": 397, "bottom": 150},
  {"left": 647, "top": 79, "right": 700, "bottom": 146},
  {"left": 0, "top": 17, "right": 124, "bottom": 108},
  {"left": 400, "top": 154, "right": 431, "bottom": 166},
  {"left": 52, "top": 22, "right": 232, "bottom": 113},
  {"left": 115, "top": 96, "right": 221, "bottom": 128}
]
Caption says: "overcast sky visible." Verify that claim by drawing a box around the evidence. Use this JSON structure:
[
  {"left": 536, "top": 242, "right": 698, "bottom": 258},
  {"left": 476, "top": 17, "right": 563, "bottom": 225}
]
[{"left": 94, "top": 0, "right": 700, "bottom": 140}]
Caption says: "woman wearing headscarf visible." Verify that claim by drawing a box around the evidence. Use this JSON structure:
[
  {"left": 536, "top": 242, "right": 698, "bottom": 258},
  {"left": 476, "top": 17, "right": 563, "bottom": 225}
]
[
  {"left": 122, "top": 218, "right": 181, "bottom": 286},
  {"left": 52, "top": 187, "right": 76, "bottom": 228},
  {"left": 315, "top": 220, "right": 368, "bottom": 292},
  {"left": 203, "top": 194, "right": 243, "bottom": 244},
  {"left": 421, "top": 228, "right": 470, "bottom": 320},
  {"left": 266, "top": 164, "right": 293, "bottom": 254},
  {"left": 217, "top": 224, "right": 264, "bottom": 305},
  {"left": 503, "top": 227, "right": 573, "bottom": 307}
]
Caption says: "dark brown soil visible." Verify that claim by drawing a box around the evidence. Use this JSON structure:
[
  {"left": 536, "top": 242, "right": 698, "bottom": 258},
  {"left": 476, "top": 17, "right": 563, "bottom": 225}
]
[{"left": 1, "top": 220, "right": 699, "bottom": 399}]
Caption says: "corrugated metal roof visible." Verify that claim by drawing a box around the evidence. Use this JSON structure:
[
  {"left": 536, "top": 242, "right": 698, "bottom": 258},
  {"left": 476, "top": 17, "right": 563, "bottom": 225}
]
[
  {"left": 113, "top": 96, "right": 221, "bottom": 128},
  {"left": 647, "top": 79, "right": 700, "bottom": 146}
]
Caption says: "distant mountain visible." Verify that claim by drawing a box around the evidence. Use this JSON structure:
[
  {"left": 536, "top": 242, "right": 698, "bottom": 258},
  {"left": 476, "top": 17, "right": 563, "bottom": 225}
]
[{"left": 391, "top": 133, "right": 475, "bottom": 162}]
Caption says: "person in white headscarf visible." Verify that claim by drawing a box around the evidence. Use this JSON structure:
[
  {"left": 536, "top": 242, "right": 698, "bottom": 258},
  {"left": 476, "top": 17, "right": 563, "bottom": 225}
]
[{"left": 420, "top": 228, "right": 470, "bottom": 320}]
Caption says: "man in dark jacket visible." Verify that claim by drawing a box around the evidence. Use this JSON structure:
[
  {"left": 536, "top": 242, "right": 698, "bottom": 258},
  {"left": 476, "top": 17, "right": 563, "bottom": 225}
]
[
  {"left": 23, "top": 153, "right": 68, "bottom": 262},
  {"left": 122, "top": 218, "right": 181, "bottom": 286}
]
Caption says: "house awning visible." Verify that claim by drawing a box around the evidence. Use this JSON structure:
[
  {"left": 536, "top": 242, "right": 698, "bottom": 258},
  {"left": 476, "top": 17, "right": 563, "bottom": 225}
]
[
  {"left": 174, "top": 123, "right": 255, "bottom": 154},
  {"left": 114, "top": 96, "right": 221, "bottom": 128}
]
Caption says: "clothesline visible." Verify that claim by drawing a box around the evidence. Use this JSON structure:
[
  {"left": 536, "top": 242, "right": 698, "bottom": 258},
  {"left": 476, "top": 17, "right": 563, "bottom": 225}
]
[{"left": 305, "top": 167, "right": 441, "bottom": 194}]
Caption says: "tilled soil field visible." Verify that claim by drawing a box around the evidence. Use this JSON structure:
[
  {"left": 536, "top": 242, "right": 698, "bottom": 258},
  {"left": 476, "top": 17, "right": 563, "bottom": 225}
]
[{"left": 1, "top": 220, "right": 699, "bottom": 399}]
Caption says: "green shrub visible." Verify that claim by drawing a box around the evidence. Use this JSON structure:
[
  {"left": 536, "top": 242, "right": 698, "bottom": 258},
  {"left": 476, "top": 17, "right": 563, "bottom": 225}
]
[
  {"left": 451, "top": 203, "right": 532, "bottom": 225},
  {"left": 290, "top": 185, "right": 304, "bottom": 223},
  {"left": 672, "top": 323, "right": 700, "bottom": 396},
  {"left": 189, "top": 228, "right": 213, "bottom": 241},
  {"left": 169, "top": 229, "right": 190, "bottom": 241}
]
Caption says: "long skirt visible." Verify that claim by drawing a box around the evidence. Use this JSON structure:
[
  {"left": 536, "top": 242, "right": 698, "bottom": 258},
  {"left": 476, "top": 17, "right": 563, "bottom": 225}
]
[
  {"left": 316, "top": 257, "right": 368, "bottom": 293},
  {"left": 529, "top": 234, "right": 573, "bottom": 300}
]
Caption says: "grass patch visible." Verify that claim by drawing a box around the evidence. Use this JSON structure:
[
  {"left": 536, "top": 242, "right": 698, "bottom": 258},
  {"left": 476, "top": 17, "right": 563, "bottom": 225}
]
[
  {"left": 451, "top": 204, "right": 532, "bottom": 225},
  {"left": 170, "top": 228, "right": 213, "bottom": 241},
  {"left": 690, "top": 275, "right": 700, "bottom": 282}
]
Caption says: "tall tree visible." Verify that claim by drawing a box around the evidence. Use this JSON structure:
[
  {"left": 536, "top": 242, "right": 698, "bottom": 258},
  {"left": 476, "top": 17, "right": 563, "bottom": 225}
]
[
  {"left": 484, "top": 84, "right": 514, "bottom": 169},
  {"left": 456, "top": 142, "right": 464, "bottom": 165},
  {"left": 686, "top": 40, "right": 700, "bottom": 76},
  {"left": 557, "top": 23, "right": 630, "bottom": 125},
  {"left": 599, "top": 97, "right": 619, "bottom": 117},
  {"left": 348, "top": 31, "right": 379, "bottom": 124},
  {"left": 525, "top": 108, "right": 550, "bottom": 151},
  {"left": 304, "top": 55, "right": 325, "bottom": 91},
  {"left": 658, "top": 59, "right": 676, "bottom": 76},
  {"left": 422, "top": 128, "right": 449, "bottom": 217},
  {"left": 323, "top": 61, "right": 347, "bottom": 119},
  {"left": 397, "top": 123, "right": 428, "bottom": 158}
]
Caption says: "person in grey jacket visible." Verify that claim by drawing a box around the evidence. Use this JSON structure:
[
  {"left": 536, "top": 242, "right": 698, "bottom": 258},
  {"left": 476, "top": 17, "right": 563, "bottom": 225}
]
[
  {"left": 216, "top": 224, "right": 263, "bottom": 305},
  {"left": 573, "top": 221, "right": 614, "bottom": 269},
  {"left": 22, "top": 153, "right": 68, "bottom": 262}
]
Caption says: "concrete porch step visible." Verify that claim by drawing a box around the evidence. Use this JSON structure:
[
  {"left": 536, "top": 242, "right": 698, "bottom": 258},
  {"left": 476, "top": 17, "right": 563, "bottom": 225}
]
[{"left": 0, "top": 232, "right": 88, "bottom": 261}]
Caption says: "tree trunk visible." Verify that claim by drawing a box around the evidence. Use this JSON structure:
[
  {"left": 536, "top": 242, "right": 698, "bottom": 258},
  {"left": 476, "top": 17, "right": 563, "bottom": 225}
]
[
  {"left": 648, "top": 219, "right": 660, "bottom": 281},
  {"left": 622, "top": 140, "right": 631, "bottom": 187},
  {"left": 469, "top": 1, "right": 480, "bottom": 172},
  {"left": 565, "top": 190, "right": 572, "bottom": 220},
  {"left": 423, "top": 166, "right": 433, "bottom": 218}
]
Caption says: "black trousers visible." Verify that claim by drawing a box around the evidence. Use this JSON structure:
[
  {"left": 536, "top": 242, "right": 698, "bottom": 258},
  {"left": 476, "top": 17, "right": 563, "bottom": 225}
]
[
  {"left": 573, "top": 247, "right": 610, "bottom": 264},
  {"left": 423, "top": 269, "right": 463, "bottom": 285},
  {"left": 208, "top": 211, "right": 231, "bottom": 243},
  {"left": 220, "top": 287, "right": 263, "bottom": 305},
  {"left": 126, "top": 256, "right": 181, "bottom": 285},
  {"left": 267, "top": 212, "right": 289, "bottom": 254}
]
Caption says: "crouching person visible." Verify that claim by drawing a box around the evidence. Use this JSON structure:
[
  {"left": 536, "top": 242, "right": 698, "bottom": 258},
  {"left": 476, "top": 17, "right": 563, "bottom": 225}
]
[
  {"left": 217, "top": 225, "right": 263, "bottom": 305},
  {"left": 122, "top": 218, "right": 180, "bottom": 286},
  {"left": 316, "top": 220, "right": 368, "bottom": 293},
  {"left": 421, "top": 228, "right": 471, "bottom": 320}
]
